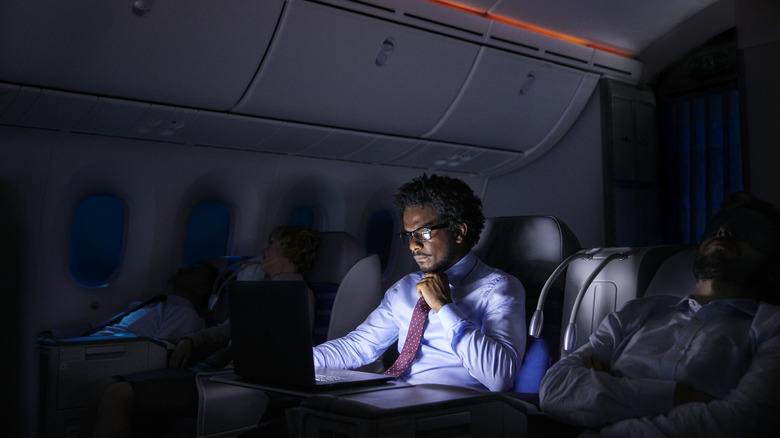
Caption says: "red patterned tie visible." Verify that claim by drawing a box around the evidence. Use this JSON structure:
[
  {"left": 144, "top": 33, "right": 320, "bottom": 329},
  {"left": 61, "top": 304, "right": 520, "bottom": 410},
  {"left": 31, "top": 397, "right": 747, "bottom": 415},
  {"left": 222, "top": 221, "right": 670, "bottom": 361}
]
[{"left": 384, "top": 297, "right": 431, "bottom": 378}]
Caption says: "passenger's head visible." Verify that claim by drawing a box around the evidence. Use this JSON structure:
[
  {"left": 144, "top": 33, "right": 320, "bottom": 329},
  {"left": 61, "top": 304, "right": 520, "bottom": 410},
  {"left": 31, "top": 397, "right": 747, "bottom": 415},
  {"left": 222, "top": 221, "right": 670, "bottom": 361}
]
[
  {"left": 695, "top": 192, "right": 780, "bottom": 299},
  {"left": 394, "top": 174, "right": 484, "bottom": 273},
  {"left": 263, "top": 225, "right": 321, "bottom": 275},
  {"left": 167, "top": 262, "right": 219, "bottom": 307}
]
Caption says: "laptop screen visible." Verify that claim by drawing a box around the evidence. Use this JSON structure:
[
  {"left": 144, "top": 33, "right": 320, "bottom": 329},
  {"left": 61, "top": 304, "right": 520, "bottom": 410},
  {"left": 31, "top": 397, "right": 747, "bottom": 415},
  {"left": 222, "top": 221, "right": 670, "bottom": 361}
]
[{"left": 228, "top": 280, "right": 317, "bottom": 387}]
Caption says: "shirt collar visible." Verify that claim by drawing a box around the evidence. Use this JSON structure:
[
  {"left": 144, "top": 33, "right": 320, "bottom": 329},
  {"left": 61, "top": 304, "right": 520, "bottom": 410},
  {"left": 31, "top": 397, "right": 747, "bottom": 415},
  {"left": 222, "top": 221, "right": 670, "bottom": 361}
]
[
  {"left": 677, "top": 296, "right": 758, "bottom": 316},
  {"left": 444, "top": 251, "right": 478, "bottom": 286}
]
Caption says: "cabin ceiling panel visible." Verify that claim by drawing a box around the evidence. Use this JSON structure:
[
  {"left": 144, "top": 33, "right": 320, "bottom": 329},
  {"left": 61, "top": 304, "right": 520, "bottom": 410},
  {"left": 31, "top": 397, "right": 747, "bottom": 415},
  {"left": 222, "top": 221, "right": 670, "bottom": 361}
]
[
  {"left": 190, "top": 114, "right": 282, "bottom": 151},
  {"left": 14, "top": 90, "right": 96, "bottom": 131},
  {"left": 0, "top": 0, "right": 284, "bottom": 111},
  {"left": 475, "top": 0, "right": 722, "bottom": 56},
  {"left": 259, "top": 123, "right": 333, "bottom": 154},
  {"left": 345, "top": 136, "right": 424, "bottom": 163},
  {"left": 233, "top": 0, "right": 480, "bottom": 137},
  {"left": 0, "top": 85, "right": 39, "bottom": 126},
  {"left": 389, "top": 142, "right": 522, "bottom": 174},
  {"left": 299, "top": 130, "right": 378, "bottom": 159},
  {"left": 74, "top": 97, "right": 157, "bottom": 138},
  {"left": 0, "top": 84, "right": 20, "bottom": 120}
]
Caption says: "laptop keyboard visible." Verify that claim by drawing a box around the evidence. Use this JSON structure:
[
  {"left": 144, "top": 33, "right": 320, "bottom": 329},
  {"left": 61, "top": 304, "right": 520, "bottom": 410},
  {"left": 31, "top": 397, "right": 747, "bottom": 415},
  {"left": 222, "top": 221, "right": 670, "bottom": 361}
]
[{"left": 315, "top": 373, "right": 346, "bottom": 383}]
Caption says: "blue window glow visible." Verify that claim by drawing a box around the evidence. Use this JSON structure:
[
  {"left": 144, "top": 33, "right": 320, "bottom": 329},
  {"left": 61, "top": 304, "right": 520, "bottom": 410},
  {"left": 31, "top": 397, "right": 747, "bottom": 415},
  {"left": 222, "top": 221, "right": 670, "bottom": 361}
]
[
  {"left": 69, "top": 194, "right": 126, "bottom": 288},
  {"left": 182, "top": 201, "right": 231, "bottom": 265},
  {"left": 287, "top": 205, "right": 319, "bottom": 229}
]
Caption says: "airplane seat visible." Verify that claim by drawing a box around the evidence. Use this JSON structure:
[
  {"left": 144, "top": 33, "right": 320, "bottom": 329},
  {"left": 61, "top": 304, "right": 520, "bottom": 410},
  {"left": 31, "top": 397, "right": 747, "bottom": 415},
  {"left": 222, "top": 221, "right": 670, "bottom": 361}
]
[
  {"left": 643, "top": 245, "right": 698, "bottom": 298},
  {"left": 200, "top": 255, "right": 257, "bottom": 326},
  {"left": 303, "top": 232, "right": 383, "bottom": 345},
  {"left": 194, "top": 232, "right": 384, "bottom": 438},
  {"left": 472, "top": 215, "right": 581, "bottom": 394},
  {"left": 560, "top": 244, "right": 698, "bottom": 358}
]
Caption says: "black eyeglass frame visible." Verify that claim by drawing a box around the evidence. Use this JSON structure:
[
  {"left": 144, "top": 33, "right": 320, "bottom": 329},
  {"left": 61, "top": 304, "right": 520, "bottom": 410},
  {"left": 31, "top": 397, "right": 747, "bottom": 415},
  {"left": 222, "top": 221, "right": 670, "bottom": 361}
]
[{"left": 398, "top": 223, "right": 449, "bottom": 245}]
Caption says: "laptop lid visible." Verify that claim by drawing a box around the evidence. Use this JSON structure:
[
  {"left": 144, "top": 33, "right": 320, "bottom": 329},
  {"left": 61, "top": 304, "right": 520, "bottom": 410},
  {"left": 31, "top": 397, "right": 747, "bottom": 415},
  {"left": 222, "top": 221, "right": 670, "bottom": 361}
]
[{"left": 227, "top": 280, "right": 392, "bottom": 390}]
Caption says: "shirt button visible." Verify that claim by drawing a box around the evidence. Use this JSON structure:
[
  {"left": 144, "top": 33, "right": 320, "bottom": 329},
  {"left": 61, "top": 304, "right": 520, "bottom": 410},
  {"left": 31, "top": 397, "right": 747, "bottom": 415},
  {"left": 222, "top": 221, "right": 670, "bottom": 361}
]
[{"left": 675, "top": 345, "right": 684, "bottom": 351}]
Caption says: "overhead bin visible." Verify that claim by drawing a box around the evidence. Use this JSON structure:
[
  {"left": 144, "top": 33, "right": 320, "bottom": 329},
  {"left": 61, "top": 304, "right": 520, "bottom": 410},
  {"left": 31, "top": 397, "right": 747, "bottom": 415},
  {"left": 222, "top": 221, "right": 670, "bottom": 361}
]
[
  {"left": 233, "top": 0, "right": 480, "bottom": 137},
  {"left": 0, "top": 0, "right": 284, "bottom": 111},
  {"left": 424, "top": 47, "right": 600, "bottom": 156}
]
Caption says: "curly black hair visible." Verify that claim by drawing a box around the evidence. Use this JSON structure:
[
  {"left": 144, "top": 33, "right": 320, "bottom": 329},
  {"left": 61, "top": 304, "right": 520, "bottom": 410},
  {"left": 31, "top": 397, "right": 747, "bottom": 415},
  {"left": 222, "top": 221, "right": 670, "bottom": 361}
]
[{"left": 393, "top": 173, "right": 485, "bottom": 250}]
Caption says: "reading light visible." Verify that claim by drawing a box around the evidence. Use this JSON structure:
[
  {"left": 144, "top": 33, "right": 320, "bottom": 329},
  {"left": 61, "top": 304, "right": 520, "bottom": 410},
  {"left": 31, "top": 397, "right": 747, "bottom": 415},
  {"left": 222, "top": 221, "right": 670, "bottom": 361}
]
[{"left": 529, "top": 250, "right": 594, "bottom": 338}]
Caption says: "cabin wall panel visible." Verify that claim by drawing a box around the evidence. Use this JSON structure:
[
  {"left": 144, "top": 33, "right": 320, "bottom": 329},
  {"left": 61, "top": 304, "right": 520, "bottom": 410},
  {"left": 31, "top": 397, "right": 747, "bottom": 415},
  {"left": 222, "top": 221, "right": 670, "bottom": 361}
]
[
  {"left": 3, "top": 127, "right": 489, "bottom": 436},
  {"left": 738, "top": 4, "right": 780, "bottom": 207},
  {"left": 482, "top": 84, "right": 606, "bottom": 247},
  {"left": 0, "top": 127, "right": 59, "bottom": 438}
]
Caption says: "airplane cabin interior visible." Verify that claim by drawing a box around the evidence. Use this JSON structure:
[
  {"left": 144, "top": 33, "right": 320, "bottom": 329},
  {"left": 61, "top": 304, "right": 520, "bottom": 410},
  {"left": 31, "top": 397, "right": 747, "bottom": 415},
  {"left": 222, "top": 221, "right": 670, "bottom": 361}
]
[{"left": 1, "top": 0, "right": 779, "bottom": 436}]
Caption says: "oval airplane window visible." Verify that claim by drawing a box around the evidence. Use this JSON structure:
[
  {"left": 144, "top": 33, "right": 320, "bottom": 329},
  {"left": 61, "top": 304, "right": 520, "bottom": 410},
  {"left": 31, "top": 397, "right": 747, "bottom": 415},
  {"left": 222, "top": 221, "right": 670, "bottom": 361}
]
[
  {"left": 364, "top": 209, "right": 395, "bottom": 273},
  {"left": 69, "top": 194, "right": 126, "bottom": 288},
  {"left": 182, "top": 201, "right": 231, "bottom": 266},
  {"left": 287, "top": 205, "right": 320, "bottom": 230}
]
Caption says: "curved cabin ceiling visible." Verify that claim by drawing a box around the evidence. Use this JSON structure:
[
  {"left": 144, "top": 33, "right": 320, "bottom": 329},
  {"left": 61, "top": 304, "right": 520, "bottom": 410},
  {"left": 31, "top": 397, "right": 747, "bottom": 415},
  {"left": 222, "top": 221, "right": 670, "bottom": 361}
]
[
  {"left": 0, "top": 0, "right": 734, "bottom": 175},
  {"left": 437, "top": 0, "right": 724, "bottom": 55}
]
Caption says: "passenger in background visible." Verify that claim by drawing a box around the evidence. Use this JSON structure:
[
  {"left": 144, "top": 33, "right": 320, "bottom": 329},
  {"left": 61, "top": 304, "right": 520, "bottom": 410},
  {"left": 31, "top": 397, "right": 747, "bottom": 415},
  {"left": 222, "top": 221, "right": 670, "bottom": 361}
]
[
  {"left": 313, "top": 173, "right": 526, "bottom": 392},
  {"left": 539, "top": 192, "right": 780, "bottom": 437},
  {"left": 168, "top": 225, "right": 320, "bottom": 369},
  {"left": 44, "top": 262, "right": 218, "bottom": 343},
  {"left": 79, "top": 225, "right": 320, "bottom": 438}
]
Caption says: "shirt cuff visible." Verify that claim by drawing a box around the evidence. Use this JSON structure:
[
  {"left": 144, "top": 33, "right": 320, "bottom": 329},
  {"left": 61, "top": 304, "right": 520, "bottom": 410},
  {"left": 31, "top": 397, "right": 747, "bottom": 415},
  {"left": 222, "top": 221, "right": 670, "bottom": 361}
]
[{"left": 437, "top": 303, "right": 468, "bottom": 338}]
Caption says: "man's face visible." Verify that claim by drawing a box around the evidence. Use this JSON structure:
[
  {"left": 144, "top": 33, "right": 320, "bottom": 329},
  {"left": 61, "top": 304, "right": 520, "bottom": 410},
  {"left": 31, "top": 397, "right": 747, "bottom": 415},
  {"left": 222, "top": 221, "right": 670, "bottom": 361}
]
[
  {"left": 695, "top": 208, "right": 778, "bottom": 284},
  {"left": 402, "top": 205, "right": 462, "bottom": 273}
]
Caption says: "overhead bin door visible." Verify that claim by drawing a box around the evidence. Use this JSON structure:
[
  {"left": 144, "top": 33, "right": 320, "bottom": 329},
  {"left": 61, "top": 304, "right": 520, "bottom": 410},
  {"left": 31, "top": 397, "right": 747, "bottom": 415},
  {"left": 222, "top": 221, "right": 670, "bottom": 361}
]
[
  {"left": 0, "top": 1, "right": 284, "bottom": 110},
  {"left": 233, "top": 0, "right": 480, "bottom": 137},
  {"left": 425, "top": 47, "right": 599, "bottom": 153}
]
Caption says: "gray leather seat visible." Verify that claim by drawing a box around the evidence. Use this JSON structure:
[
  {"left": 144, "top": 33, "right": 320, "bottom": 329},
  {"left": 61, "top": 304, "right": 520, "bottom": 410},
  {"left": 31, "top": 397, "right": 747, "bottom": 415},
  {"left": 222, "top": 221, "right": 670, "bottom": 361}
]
[
  {"left": 473, "top": 215, "right": 581, "bottom": 393},
  {"left": 304, "top": 232, "right": 383, "bottom": 344}
]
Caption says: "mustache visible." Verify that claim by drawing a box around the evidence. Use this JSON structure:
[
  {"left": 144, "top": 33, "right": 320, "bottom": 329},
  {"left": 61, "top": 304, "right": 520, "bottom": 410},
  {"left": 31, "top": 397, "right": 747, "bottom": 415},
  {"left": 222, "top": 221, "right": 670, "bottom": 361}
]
[{"left": 706, "top": 236, "right": 737, "bottom": 250}]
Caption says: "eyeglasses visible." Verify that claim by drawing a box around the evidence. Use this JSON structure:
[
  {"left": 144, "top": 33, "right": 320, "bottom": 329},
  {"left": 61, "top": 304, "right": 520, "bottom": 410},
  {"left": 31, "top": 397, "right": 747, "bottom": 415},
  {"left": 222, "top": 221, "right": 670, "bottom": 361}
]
[{"left": 398, "top": 224, "right": 448, "bottom": 245}]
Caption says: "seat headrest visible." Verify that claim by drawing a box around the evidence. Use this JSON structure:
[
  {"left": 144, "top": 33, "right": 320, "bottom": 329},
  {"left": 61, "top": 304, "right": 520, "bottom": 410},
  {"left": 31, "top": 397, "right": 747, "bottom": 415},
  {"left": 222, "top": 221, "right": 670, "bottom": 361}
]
[
  {"left": 304, "top": 232, "right": 365, "bottom": 284},
  {"left": 473, "top": 216, "right": 581, "bottom": 290},
  {"left": 643, "top": 245, "right": 698, "bottom": 298}
]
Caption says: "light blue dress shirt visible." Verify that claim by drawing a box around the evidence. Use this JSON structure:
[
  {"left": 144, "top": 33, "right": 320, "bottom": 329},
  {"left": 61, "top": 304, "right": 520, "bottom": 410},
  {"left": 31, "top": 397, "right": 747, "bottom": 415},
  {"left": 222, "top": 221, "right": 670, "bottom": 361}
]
[
  {"left": 313, "top": 251, "right": 526, "bottom": 391},
  {"left": 540, "top": 295, "right": 780, "bottom": 437}
]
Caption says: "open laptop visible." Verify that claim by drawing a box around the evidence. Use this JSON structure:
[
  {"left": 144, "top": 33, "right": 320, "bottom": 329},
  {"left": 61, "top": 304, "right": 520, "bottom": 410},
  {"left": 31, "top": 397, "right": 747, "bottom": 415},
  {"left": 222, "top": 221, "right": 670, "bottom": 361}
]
[{"left": 227, "top": 280, "right": 393, "bottom": 391}]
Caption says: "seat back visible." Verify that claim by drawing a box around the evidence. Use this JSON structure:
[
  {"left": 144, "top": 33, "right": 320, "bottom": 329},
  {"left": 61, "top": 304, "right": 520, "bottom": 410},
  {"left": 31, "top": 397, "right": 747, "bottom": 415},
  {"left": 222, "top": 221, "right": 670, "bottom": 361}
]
[
  {"left": 643, "top": 245, "right": 698, "bottom": 298},
  {"left": 304, "top": 232, "right": 383, "bottom": 345},
  {"left": 327, "top": 254, "right": 383, "bottom": 341},
  {"left": 561, "top": 244, "right": 696, "bottom": 356},
  {"left": 473, "top": 216, "right": 581, "bottom": 393}
]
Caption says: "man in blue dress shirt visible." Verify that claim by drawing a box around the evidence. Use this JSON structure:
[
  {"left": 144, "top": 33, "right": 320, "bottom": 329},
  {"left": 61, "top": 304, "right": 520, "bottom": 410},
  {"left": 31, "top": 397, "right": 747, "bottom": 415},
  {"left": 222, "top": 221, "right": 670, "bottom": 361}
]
[
  {"left": 314, "top": 173, "right": 526, "bottom": 392},
  {"left": 540, "top": 192, "right": 780, "bottom": 437}
]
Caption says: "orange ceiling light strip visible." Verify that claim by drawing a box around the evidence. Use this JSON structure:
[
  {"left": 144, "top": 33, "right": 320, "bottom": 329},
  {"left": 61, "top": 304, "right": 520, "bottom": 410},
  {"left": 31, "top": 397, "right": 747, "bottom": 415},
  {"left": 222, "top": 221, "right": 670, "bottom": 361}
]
[{"left": 426, "top": 0, "right": 633, "bottom": 58}]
